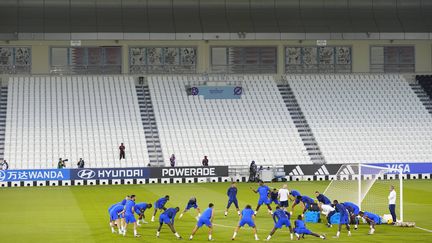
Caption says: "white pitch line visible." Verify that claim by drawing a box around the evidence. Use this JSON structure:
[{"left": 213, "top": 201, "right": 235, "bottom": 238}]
[
  {"left": 415, "top": 226, "right": 432, "bottom": 233},
  {"left": 213, "top": 223, "right": 272, "bottom": 231}
]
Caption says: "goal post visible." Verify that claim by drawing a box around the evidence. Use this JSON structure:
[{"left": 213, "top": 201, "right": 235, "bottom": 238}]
[{"left": 323, "top": 163, "right": 403, "bottom": 222}]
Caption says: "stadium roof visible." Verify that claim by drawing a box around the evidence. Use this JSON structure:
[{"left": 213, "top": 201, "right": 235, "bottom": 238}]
[{"left": 0, "top": 0, "right": 431, "bottom": 36}]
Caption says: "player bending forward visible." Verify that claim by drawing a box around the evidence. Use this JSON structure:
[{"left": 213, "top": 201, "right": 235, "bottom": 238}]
[
  {"left": 109, "top": 203, "right": 125, "bottom": 234},
  {"left": 179, "top": 197, "right": 201, "bottom": 219},
  {"left": 190, "top": 203, "right": 215, "bottom": 241},
  {"left": 232, "top": 205, "right": 259, "bottom": 241},
  {"left": 152, "top": 195, "right": 169, "bottom": 222},
  {"left": 156, "top": 207, "right": 182, "bottom": 239},
  {"left": 359, "top": 211, "right": 381, "bottom": 235},
  {"left": 333, "top": 200, "right": 351, "bottom": 238},
  {"left": 265, "top": 206, "right": 294, "bottom": 241},
  {"left": 225, "top": 182, "right": 241, "bottom": 216},
  {"left": 134, "top": 202, "right": 152, "bottom": 226},
  {"left": 294, "top": 215, "right": 326, "bottom": 240}
]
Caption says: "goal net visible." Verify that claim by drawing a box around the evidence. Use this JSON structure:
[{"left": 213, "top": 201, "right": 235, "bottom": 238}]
[{"left": 323, "top": 164, "right": 403, "bottom": 222}]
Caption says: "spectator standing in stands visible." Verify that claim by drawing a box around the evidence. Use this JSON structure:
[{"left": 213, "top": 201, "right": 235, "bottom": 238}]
[
  {"left": 202, "top": 156, "right": 209, "bottom": 166},
  {"left": 170, "top": 154, "right": 176, "bottom": 167},
  {"left": 57, "top": 158, "right": 66, "bottom": 169},
  {"left": 119, "top": 143, "right": 125, "bottom": 160},
  {"left": 77, "top": 158, "right": 85, "bottom": 168},
  {"left": 0, "top": 160, "right": 9, "bottom": 170},
  {"left": 249, "top": 161, "right": 257, "bottom": 182}
]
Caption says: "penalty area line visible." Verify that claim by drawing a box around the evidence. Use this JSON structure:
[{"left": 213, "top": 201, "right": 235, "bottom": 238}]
[{"left": 415, "top": 226, "right": 432, "bottom": 233}]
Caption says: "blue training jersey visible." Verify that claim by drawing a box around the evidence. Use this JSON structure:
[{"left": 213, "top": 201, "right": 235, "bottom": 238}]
[
  {"left": 200, "top": 207, "right": 213, "bottom": 220},
  {"left": 364, "top": 212, "right": 380, "bottom": 222},
  {"left": 342, "top": 202, "right": 359, "bottom": 212},
  {"left": 335, "top": 204, "right": 348, "bottom": 216},
  {"left": 227, "top": 187, "right": 237, "bottom": 200},
  {"left": 295, "top": 219, "right": 306, "bottom": 229},
  {"left": 317, "top": 194, "right": 331, "bottom": 204},
  {"left": 290, "top": 190, "right": 301, "bottom": 197},
  {"left": 241, "top": 208, "right": 255, "bottom": 220},
  {"left": 156, "top": 197, "right": 168, "bottom": 206},
  {"left": 257, "top": 185, "right": 270, "bottom": 199},
  {"left": 273, "top": 209, "right": 290, "bottom": 221},
  {"left": 187, "top": 198, "right": 197, "bottom": 206},
  {"left": 125, "top": 200, "right": 135, "bottom": 215},
  {"left": 135, "top": 203, "right": 149, "bottom": 212},
  {"left": 162, "top": 208, "right": 178, "bottom": 219},
  {"left": 301, "top": 195, "right": 315, "bottom": 204},
  {"left": 110, "top": 204, "right": 124, "bottom": 214}
]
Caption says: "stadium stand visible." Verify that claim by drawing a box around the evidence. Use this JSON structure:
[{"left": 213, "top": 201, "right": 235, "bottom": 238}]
[
  {"left": 287, "top": 74, "right": 432, "bottom": 164},
  {"left": 148, "top": 75, "right": 311, "bottom": 166},
  {"left": 414, "top": 75, "right": 432, "bottom": 115},
  {"left": 4, "top": 76, "right": 149, "bottom": 169}
]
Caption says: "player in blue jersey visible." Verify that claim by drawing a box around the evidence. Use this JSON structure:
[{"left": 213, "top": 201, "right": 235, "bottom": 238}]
[
  {"left": 289, "top": 189, "right": 301, "bottom": 214},
  {"left": 151, "top": 195, "right": 170, "bottom": 222},
  {"left": 294, "top": 215, "right": 326, "bottom": 240},
  {"left": 189, "top": 203, "right": 215, "bottom": 241},
  {"left": 231, "top": 205, "right": 259, "bottom": 241},
  {"left": 179, "top": 197, "right": 201, "bottom": 219},
  {"left": 264, "top": 206, "right": 294, "bottom": 241},
  {"left": 333, "top": 200, "right": 351, "bottom": 238},
  {"left": 269, "top": 188, "right": 279, "bottom": 206},
  {"left": 109, "top": 203, "right": 125, "bottom": 234},
  {"left": 315, "top": 191, "right": 331, "bottom": 205},
  {"left": 225, "top": 182, "right": 241, "bottom": 216},
  {"left": 108, "top": 195, "right": 130, "bottom": 212},
  {"left": 296, "top": 195, "right": 315, "bottom": 214},
  {"left": 343, "top": 202, "right": 360, "bottom": 229},
  {"left": 123, "top": 195, "right": 140, "bottom": 237},
  {"left": 134, "top": 202, "right": 152, "bottom": 225},
  {"left": 156, "top": 207, "right": 182, "bottom": 239},
  {"left": 251, "top": 181, "right": 273, "bottom": 215},
  {"left": 359, "top": 211, "right": 381, "bottom": 235}
]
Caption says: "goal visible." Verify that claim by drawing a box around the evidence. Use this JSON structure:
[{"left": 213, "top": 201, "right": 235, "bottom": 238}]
[{"left": 323, "top": 163, "right": 403, "bottom": 222}]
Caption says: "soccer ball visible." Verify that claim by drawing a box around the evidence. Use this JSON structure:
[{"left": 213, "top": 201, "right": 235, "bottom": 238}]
[{"left": 383, "top": 214, "right": 393, "bottom": 224}]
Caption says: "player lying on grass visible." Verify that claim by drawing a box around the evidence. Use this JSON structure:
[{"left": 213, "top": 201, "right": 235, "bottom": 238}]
[
  {"left": 269, "top": 188, "right": 279, "bottom": 206},
  {"left": 156, "top": 207, "right": 182, "bottom": 239},
  {"left": 190, "top": 203, "right": 215, "bottom": 241},
  {"left": 134, "top": 202, "right": 152, "bottom": 226},
  {"left": 251, "top": 181, "right": 273, "bottom": 215},
  {"left": 123, "top": 195, "right": 140, "bottom": 237},
  {"left": 359, "top": 211, "right": 381, "bottom": 235},
  {"left": 232, "top": 205, "right": 259, "bottom": 241},
  {"left": 294, "top": 215, "right": 326, "bottom": 240},
  {"left": 179, "top": 197, "right": 201, "bottom": 219},
  {"left": 265, "top": 206, "right": 294, "bottom": 241},
  {"left": 109, "top": 203, "right": 125, "bottom": 234},
  {"left": 152, "top": 195, "right": 169, "bottom": 222},
  {"left": 225, "top": 182, "right": 241, "bottom": 216},
  {"left": 342, "top": 202, "right": 360, "bottom": 229},
  {"left": 333, "top": 200, "right": 351, "bottom": 238},
  {"left": 296, "top": 195, "right": 315, "bottom": 215}
]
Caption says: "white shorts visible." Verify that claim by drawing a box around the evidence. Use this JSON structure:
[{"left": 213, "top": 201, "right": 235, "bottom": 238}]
[{"left": 321, "top": 204, "right": 335, "bottom": 215}]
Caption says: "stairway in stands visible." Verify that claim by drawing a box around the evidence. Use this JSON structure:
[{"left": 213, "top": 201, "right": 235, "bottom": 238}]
[
  {"left": 277, "top": 80, "right": 326, "bottom": 164},
  {"left": 0, "top": 83, "right": 8, "bottom": 162},
  {"left": 409, "top": 75, "right": 432, "bottom": 115},
  {"left": 135, "top": 78, "right": 164, "bottom": 166}
]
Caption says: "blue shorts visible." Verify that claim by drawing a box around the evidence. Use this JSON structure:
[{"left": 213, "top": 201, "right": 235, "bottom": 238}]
[
  {"left": 159, "top": 215, "right": 171, "bottom": 224},
  {"left": 258, "top": 198, "right": 270, "bottom": 206},
  {"left": 156, "top": 203, "right": 165, "bottom": 209},
  {"left": 304, "top": 203, "right": 311, "bottom": 210},
  {"left": 186, "top": 203, "right": 198, "bottom": 210},
  {"left": 227, "top": 199, "right": 239, "bottom": 209},
  {"left": 197, "top": 218, "right": 212, "bottom": 228},
  {"left": 339, "top": 214, "right": 349, "bottom": 224},
  {"left": 280, "top": 201, "right": 289, "bottom": 207},
  {"left": 239, "top": 218, "right": 255, "bottom": 228},
  {"left": 295, "top": 228, "right": 312, "bottom": 235},
  {"left": 294, "top": 199, "right": 301, "bottom": 205},
  {"left": 125, "top": 214, "right": 136, "bottom": 224},
  {"left": 110, "top": 212, "right": 119, "bottom": 221},
  {"left": 275, "top": 218, "right": 291, "bottom": 229},
  {"left": 270, "top": 199, "right": 279, "bottom": 205}
]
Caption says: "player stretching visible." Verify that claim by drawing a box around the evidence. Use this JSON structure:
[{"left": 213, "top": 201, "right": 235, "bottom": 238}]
[
  {"left": 225, "top": 182, "right": 240, "bottom": 216},
  {"left": 108, "top": 195, "right": 130, "bottom": 212},
  {"left": 134, "top": 202, "right": 152, "bottom": 225},
  {"left": 251, "top": 181, "right": 272, "bottom": 215},
  {"left": 289, "top": 189, "right": 301, "bottom": 214},
  {"left": 294, "top": 215, "right": 326, "bottom": 240},
  {"left": 265, "top": 206, "right": 294, "bottom": 241},
  {"left": 232, "top": 205, "right": 259, "bottom": 241},
  {"left": 152, "top": 195, "right": 169, "bottom": 222},
  {"left": 189, "top": 203, "right": 215, "bottom": 241},
  {"left": 269, "top": 188, "right": 279, "bottom": 206},
  {"left": 109, "top": 203, "right": 125, "bottom": 234},
  {"left": 179, "top": 197, "right": 201, "bottom": 219},
  {"left": 359, "top": 211, "right": 381, "bottom": 235},
  {"left": 315, "top": 191, "right": 331, "bottom": 205},
  {"left": 296, "top": 195, "right": 315, "bottom": 215},
  {"left": 156, "top": 207, "right": 182, "bottom": 239},
  {"left": 123, "top": 195, "right": 140, "bottom": 237},
  {"left": 342, "top": 202, "right": 360, "bottom": 229},
  {"left": 333, "top": 200, "right": 351, "bottom": 238}
]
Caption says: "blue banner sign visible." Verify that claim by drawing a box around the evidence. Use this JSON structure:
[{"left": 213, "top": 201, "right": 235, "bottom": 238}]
[
  {"left": 71, "top": 167, "right": 150, "bottom": 180},
  {"left": 366, "top": 163, "right": 432, "bottom": 174},
  {"left": 0, "top": 169, "right": 70, "bottom": 182},
  {"left": 192, "top": 86, "right": 242, "bottom": 99}
]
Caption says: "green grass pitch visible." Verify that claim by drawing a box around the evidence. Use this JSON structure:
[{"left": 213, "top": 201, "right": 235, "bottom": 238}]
[{"left": 0, "top": 180, "right": 431, "bottom": 243}]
